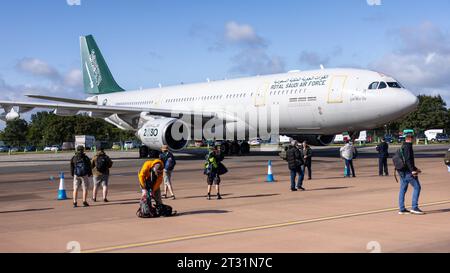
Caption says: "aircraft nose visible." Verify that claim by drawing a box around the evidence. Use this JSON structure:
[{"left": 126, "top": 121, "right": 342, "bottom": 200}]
[{"left": 403, "top": 90, "right": 419, "bottom": 112}]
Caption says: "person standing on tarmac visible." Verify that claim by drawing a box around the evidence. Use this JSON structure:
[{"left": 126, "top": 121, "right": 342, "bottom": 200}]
[
  {"left": 70, "top": 146, "right": 93, "bottom": 208},
  {"left": 286, "top": 140, "right": 305, "bottom": 191},
  {"left": 204, "top": 146, "right": 224, "bottom": 200},
  {"left": 376, "top": 137, "right": 389, "bottom": 176},
  {"left": 159, "top": 145, "right": 176, "bottom": 200},
  {"left": 398, "top": 135, "right": 424, "bottom": 215},
  {"left": 91, "top": 148, "right": 113, "bottom": 202},
  {"left": 300, "top": 141, "right": 313, "bottom": 180},
  {"left": 340, "top": 139, "right": 357, "bottom": 178}
]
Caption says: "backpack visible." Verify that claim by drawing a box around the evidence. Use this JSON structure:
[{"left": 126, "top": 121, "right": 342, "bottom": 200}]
[
  {"left": 392, "top": 146, "right": 406, "bottom": 171},
  {"left": 217, "top": 162, "right": 228, "bottom": 175},
  {"left": 156, "top": 204, "right": 177, "bottom": 217},
  {"left": 166, "top": 153, "right": 176, "bottom": 171},
  {"left": 136, "top": 195, "right": 158, "bottom": 218},
  {"left": 96, "top": 154, "right": 109, "bottom": 173},
  {"left": 74, "top": 156, "right": 88, "bottom": 177},
  {"left": 279, "top": 145, "right": 288, "bottom": 160}
]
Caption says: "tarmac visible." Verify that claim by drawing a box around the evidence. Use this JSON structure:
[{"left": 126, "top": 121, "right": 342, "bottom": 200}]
[{"left": 0, "top": 144, "right": 449, "bottom": 253}]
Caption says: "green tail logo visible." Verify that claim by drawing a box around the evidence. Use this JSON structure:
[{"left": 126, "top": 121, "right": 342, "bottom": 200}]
[{"left": 80, "top": 35, "right": 124, "bottom": 94}]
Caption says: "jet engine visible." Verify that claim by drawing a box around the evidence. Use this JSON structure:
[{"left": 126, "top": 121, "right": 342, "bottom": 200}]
[
  {"left": 0, "top": 108, "right": 20, "bottom": 121},
  {"left": 137, "top": 118, "right": 190, "bottom": 151},
  {"left": 290, "top": 134, "right": 335, "bottom": 146}
]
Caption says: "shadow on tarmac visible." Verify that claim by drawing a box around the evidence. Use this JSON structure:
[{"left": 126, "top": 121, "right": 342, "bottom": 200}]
[
  {"left": 0, "top": 207, "right": 54, "bottom": 214},
  {"left": 176, "top": 209, "right": 230, "bottom": 216}
]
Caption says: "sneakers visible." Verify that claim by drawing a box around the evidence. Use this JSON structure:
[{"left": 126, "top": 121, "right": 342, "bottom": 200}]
[
  {"left": 73, "top": 202, "right": 77, "bottom": 208},
  {"left": 410, "top": 208, "right": 425, "bottom": 215},
  {"left": 297, "top": 187, "right": 306, "bottom": 191},
  {"left": 83, "top": 201, "right": 90, "bottom": 207},
  {"left": 103, "top": 198, "right": 109, "bottom": 203},
  {"left": 207, "top": 193, "right": 211, "bottom": 200},
  {"left": 291, "top": 188, "right": 298, "bottom": 192},
  {"left": 170, "top": 195, "right": 176, "bottom": 200},
  {"left": 398, "top": 209, "right": 411, "bottom": 215},
  {"left": 217, "top": 194, "right": 222, "bottom": 200}
]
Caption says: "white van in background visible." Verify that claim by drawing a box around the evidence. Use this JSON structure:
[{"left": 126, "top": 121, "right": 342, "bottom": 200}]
[{"left": 425, "top": 129, "right": 444, "bottom": 141}]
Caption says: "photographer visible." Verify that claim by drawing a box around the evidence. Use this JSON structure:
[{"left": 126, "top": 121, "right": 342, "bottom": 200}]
[{"left": 398, "top": 135, "right": 424, "bottom": 215}]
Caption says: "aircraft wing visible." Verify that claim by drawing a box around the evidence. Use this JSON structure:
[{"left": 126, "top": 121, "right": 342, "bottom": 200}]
[{"left": 0, "top": 100, "right": 217, "bottom": 119}]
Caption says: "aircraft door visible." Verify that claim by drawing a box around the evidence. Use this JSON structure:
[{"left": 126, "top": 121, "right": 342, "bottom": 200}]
[
  {"left": 254, "top": 82, "right": 269, "bottom": 107},
  {"left": 327, "top": 75, "right": 347, "bottom": 103}
]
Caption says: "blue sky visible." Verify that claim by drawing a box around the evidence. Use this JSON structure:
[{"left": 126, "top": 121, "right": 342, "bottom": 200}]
[{"left": 1, "top": 0, "right": 450, "bottom": 119}]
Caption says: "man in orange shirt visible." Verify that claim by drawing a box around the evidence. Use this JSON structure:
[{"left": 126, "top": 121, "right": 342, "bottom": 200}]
[{"left": 138, "top": 159, "right": 164, "bottom": 206}]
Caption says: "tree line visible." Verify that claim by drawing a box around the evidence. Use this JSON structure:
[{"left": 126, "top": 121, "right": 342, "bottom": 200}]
[{"left": 0, "top": 111, "right": 136, "bottom": 147}]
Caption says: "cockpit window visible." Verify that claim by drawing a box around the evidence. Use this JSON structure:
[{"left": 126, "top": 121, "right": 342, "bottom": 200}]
[
  {"left": 378, "top": 82, "right": 387, "bottom": 89},
  {"left": 387, "top": 82, "right": 402, "bottom": 88},
  {"left": 368, "top": 82, "right": 379, "bottom": 90}
]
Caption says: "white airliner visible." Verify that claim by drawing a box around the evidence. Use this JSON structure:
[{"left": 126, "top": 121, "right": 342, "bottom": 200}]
[{"left": 0, "top": 35, "right": 418, "bottom": 156}]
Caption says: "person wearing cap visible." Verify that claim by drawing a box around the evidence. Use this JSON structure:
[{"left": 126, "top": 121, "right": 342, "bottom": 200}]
[
  {"left": 286, "top": 140, "right": 305, "bottom": 191},
  {"left": 397, "top": 134, "right": 424, "bottom": 215},
  {"left": 138, "top": 159, "right": 165, "bottom": 206},
  {"left": 376, "top": 137, "right": 389, "bottom": 176},
  {"left": 70, "top": 146, "right": 93, "bottom": 208},
  {"left": 159, "top": 145, "right": 176, "bottom": 200},
  {"left": 204, "top": 145, "right": 224, "bottom": 199},
  {"left": 91, "top": 147, "right": 113, "bottom": 202}
]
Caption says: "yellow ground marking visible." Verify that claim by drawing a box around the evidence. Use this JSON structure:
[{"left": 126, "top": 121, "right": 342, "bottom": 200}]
[{"left": 83, "top": 200, "right": 450, "bottom": 253}]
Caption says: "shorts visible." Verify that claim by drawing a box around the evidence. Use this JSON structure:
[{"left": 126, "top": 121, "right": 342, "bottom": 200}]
[
  {"left": 206, "top": 173, "right": 221, "bottom": 185},
  {"left": 163, "top": 170, "right": 172, "bottom": 186},
  {"left": 93, "top": 174, "right": 109, "bottom": 187},
  {"left": 73, "top": 175, "right": 90, "bottom": 190}
]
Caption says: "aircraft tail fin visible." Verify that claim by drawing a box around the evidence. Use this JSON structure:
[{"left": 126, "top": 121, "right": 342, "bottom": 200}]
[{"left": 80, "top": 35, "right": 125, "bottom": 94}]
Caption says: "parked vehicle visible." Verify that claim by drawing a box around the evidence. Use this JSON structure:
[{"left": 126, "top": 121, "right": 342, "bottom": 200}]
[
  {"left": 9, "top": 147, "right": 20, "bottom": 153},
  {"left": 425, "top": 129, "right": 444, "bottom": 141},
  {"left": 75, "top": 135, "right": 96, "bottom": 150},
  {"left": 384, "top": 134, "right": 394, "bottom": 143},
  {"left": 44, "top": 145, "right": 61, "bottom": 152},
  {"left": 112, "top": 142, "right": 122, "bottom": 150},
  {"left": 435, "top": 133, "right": 449, "bottom": 143},
  {"left": 249, "top": 138, "right": 263, "bottom": 146},
  {"left": 62, "top": 142, "right": 75, "bottom": 151},
  {"left": 124, "top": 140, "right": 138, "bottom": 149},
  {"left": 0, "top": 146, "right": 10, "bottom": 152},
  {"left": 416, "top": 133, "right": 427, "bottom": 143},
  {"left": 24, "top": 146, "right": 36, "bottom": 152}
]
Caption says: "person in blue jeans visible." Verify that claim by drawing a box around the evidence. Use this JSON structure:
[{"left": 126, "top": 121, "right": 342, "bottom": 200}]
[
  {"left": 397, "top": 135, "right": 424, "bottom": 215},
  {"left": 285, "top": 140, "right": 305, "bottom": 191}
]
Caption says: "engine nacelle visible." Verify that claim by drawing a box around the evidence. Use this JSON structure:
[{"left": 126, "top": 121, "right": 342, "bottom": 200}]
[
  {"left": 137, "top": 118, "right": 190, "bottom": 151},
  {"left": 290, "top": 134, "right": 335, "bottom": 146},
  {"left": 1, "top": 108, "right": 20, "bottom": 121}
]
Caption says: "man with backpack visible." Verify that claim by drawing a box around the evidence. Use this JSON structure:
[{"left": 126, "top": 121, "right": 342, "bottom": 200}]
[
  {"left": 286, "top": 140, "right": 305, "bottom": 191},
  {"left": 376, "top": 137, "right": 389, "bottom": 176},
  {"left": 70, "top": 146, "right": 93, "bottom": 208},
  {"left": 394, "top": 134, "right": 424, "bottom": 215},
  {"left": 159, "top": 145, "right": 176, "bottom": 200},
  {"left": 204, "top": 146, "right": 225, "bottom": 200},
  {"left": 91, "top": 148, "right": 113, "bottom": 202},
  {"left": 137, "top": 159, "right": 175, "bottom": 218}
]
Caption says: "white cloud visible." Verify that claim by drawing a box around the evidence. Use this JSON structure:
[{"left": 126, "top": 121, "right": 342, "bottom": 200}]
[
  {"left": 16, "top": 58, "right": 61, "bottom": 80},
  {"left": 230, "top": 48, "right": 285, "bottom": 75},
  {"left": 63, "top": 69, "right": 83, "bottom": 88},
  {"left": 225, "top": 21, "right": 265, "bottom": 46},
  {"left": 371, "top": 21, "right": 450, "bottom": 104}
]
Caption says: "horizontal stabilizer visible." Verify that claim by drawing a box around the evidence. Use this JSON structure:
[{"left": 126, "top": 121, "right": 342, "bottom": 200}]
[{"left": 26, "top": 94, "right": 97, "bottom": 105}]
